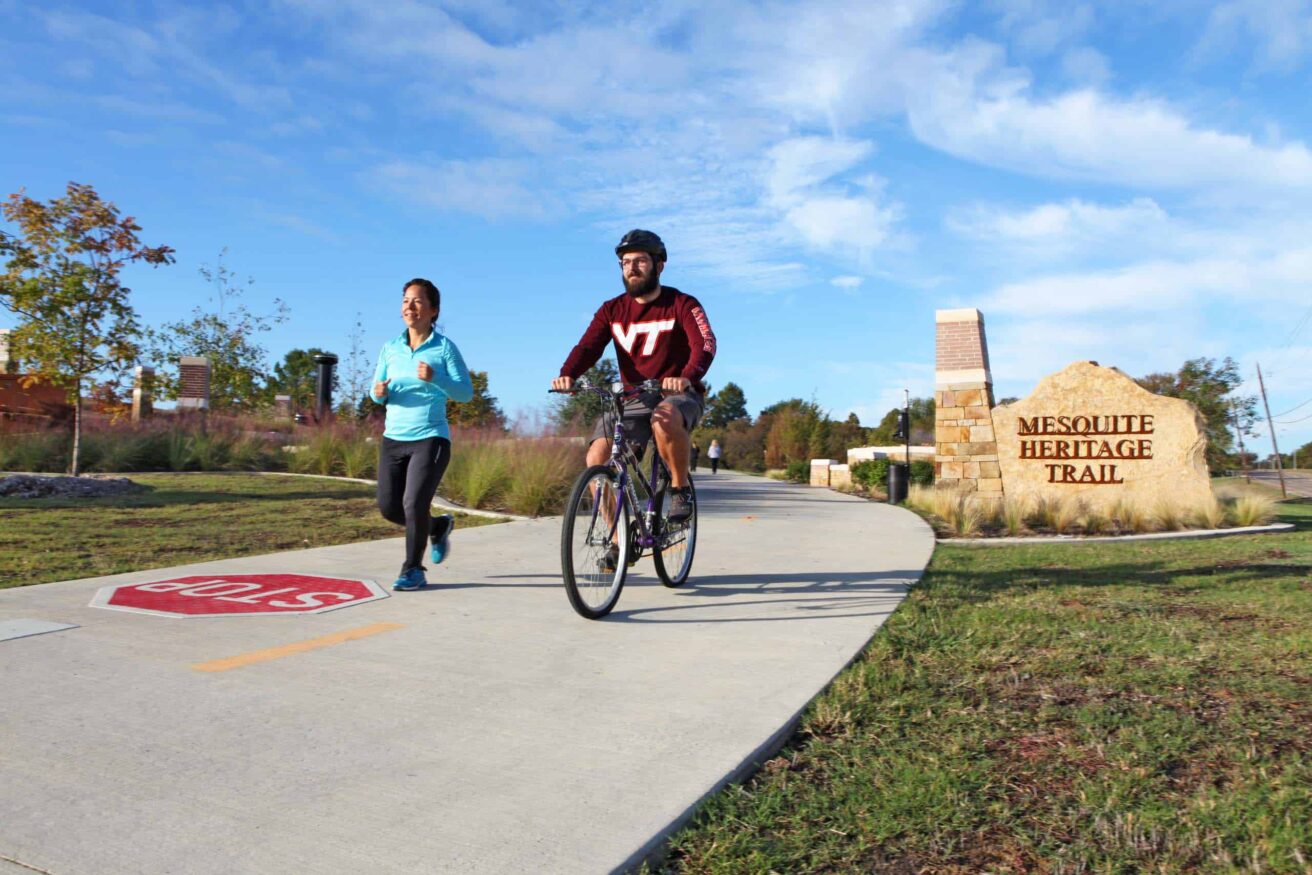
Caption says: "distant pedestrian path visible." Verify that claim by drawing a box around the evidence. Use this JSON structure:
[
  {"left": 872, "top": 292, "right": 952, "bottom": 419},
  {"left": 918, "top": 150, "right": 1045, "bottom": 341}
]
[
  {"left": 0, "top": 470, "right": 934, "bottom": 874},
  {"left": 1248, "top": 470, "right": 1312, "bottom": 498}
]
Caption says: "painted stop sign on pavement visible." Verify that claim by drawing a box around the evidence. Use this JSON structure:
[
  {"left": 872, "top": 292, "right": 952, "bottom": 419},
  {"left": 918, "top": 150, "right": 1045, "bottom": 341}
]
[{"left": 90, "top": 574, "right": 387, "bottom": 617}]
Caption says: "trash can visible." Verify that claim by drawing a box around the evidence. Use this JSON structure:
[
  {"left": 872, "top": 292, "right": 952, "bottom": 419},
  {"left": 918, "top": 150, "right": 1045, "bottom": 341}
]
[{"left": 887, "top": 462, "right": 909, "bottom": 505}]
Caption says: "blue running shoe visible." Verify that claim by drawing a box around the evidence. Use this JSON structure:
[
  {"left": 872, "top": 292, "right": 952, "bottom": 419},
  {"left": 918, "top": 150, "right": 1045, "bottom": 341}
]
[
  {"left": 392, "top": 568, "right": 427, "bottom": 591},
  {"left": 429, "top": 513, "right": 454, "bottom": 565}
]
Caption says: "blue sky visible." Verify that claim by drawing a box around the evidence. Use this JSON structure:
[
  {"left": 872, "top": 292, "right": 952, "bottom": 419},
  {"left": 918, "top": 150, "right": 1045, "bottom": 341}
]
[{"left": 3, "top": 0, "right": 1312, "bottom": 452}]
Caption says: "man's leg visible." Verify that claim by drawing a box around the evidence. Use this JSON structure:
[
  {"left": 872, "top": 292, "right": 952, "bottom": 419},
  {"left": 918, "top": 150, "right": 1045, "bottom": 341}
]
[
  {"left": 651, "top": 401, "right": 691, "bottom": 489},
  {"left": 585, "top": 436, "right": 610, "bottom": 468}
]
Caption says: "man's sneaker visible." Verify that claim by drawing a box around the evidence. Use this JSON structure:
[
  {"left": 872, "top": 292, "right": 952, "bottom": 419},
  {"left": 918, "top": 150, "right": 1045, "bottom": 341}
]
[
  {"left": 667, "top": 487, "right": 694, "bottom": 523},
  {"left": 429, "top": 513, "right": 454, "bottom": 565},
  {"left": 392, "top": 567, "right": 427, "bottom": 591},
  {"left": 598, "top": 544, "right": 620, "bottom": 574}
]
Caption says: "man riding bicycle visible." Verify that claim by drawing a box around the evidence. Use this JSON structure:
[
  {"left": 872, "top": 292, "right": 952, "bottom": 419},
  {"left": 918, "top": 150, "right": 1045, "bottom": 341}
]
[{"left": 551, "top": 229, "right": 717, "bottom": 534}]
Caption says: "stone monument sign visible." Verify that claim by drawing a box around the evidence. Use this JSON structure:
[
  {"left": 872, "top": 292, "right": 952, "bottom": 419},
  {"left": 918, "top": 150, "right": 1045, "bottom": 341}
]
[{"left": 991, "top": 361, "right": 1211, "bottom": 511}]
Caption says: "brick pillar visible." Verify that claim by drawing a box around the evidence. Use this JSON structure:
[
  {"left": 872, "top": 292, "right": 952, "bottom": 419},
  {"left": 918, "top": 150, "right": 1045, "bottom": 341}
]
[
  {"left": 177, "top": 356, "right": 211, "bottom": 411},
  {"left": 131, "top": 366, "right": 154, "bottom": 423},
  {"left": 934, "top": 309, "right": 1002, "bottom": 498}
]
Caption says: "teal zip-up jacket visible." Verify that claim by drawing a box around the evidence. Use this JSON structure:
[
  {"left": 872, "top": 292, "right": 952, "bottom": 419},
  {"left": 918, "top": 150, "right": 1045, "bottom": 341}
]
[{"left": 369, "top": 329, "right": 473, "bottom": 441}]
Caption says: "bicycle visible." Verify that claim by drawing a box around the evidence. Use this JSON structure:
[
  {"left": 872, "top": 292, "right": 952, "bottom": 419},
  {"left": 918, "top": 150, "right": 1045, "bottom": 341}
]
[{"left": 548, "top": 378, "right": 698, "bottom": 619}]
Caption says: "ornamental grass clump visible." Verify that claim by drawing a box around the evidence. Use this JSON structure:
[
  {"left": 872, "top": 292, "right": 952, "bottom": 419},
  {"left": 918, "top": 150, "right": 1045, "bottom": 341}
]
[
  {"left": 1001, "top": 497, "right": 1029, "bottom": 536},
  {"left": 1229, "top": 493, "right": 1276, "bottom": 527},
  {"left": 337, "top": 430, "right": 377, "bottom": 479},
  {"left": 1191, "top": 495, "right": 1226, "bottom": 530},
  {"left": 290, "top": 430, "right": 344, "bottom": 476},
  {"left": 1154, "top": 499, "right": 1184, "bottom": 532},
  {"left": 442, "top": 432, "right": 510, "bottom": 510},
  {"left": 1049, "top": 495, "right": 1083, "bottom": 534},
  {"left": 909, "top": 485, "right": 983, "bottom": 536},
  {"left": 1111, "top": 497, "right": 1154, "bottom": 534},
  {"left": 506, "top": 438, "right": 575, "bottom": 517},
  {"left": 1082, "top": 505, "right": 1112, "bottom": 535}
]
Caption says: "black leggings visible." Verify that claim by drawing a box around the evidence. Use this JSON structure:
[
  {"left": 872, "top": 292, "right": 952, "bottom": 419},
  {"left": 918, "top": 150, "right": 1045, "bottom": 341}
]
[{"left": 377, "top": 436, "right": 451, "bottom": 572}]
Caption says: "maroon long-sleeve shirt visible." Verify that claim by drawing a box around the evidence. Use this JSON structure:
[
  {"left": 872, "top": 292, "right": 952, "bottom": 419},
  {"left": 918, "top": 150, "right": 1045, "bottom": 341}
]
[{"left": 559, "top": 285, "right": 717, "bottom": 394}]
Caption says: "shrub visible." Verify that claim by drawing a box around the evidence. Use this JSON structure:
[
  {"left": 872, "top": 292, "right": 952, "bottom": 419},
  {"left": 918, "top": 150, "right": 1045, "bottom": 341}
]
[
  {"left": 910, "top": 459, "right": 935, "bottom": 486},
  {"left": 189, "top": 431, "right": 235, "bottom": 471},
  {"left": 784, "top": 460, "right": 809, "bottom": 483},
  {"left": 166, "top": 430, "right": 197, "bottom": 471},
  {"left": 851, "top": 459, "right": 889, "bottom": 489},
  {"left": 0, "top": 430, "right": 68, "bottom": 472},
  {"left": 83, "top": 430, "right": 145, "bottom": 472}
]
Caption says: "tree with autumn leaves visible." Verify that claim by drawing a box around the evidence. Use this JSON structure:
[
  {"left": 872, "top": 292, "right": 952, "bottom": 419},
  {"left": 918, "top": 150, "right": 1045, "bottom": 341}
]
[{"left": 0, "top": 183, "right": 174, "bottom": 475}]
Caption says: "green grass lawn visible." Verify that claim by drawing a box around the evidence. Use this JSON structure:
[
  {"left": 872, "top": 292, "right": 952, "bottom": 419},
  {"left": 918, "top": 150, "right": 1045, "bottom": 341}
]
[
  {"left": 660, "top": 500, "right": 1312, "bottom": 873},
  {"left": 0, "top": 473, "right": 499, "bottom": 589}
]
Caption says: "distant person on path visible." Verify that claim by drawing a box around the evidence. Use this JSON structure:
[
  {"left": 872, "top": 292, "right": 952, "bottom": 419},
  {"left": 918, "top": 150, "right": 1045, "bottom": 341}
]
[
  {"left": 691, "top": 441, "right": 700, "bottom": 471},
  {"left": 551, "top": 230, "right": 717, "bottom": 569},
  {"left": 370, "top": 278, "right": 473, "bottom": 591},
  {"left": 708, "top": 439, "right": 722, "bottom": 473}
]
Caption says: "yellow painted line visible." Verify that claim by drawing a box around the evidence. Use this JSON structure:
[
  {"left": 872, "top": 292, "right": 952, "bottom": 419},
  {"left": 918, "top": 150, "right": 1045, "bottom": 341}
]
[{"left": 192, "top": 622, "right": 404, "bottom": 673}]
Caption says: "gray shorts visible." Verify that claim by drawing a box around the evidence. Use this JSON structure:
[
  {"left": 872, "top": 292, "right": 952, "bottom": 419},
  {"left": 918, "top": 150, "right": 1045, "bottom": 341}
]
[{"left": 589, "top": 391, "right": 704, "bottom": 451}]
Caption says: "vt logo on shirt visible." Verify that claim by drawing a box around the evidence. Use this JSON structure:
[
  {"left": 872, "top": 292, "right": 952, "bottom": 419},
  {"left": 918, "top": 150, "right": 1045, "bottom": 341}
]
[{"left": 611, "top": 319, "right": 676, "bottom": 356}]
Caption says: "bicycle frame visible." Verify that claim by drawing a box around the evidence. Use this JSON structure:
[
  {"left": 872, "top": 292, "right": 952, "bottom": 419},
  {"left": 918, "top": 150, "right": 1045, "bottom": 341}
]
[
  {"left": 607, "top": 402, "right": 668, "bottom": 551},
  {"left": 566, "top": 379, "right": 670, "bottom": 552}
]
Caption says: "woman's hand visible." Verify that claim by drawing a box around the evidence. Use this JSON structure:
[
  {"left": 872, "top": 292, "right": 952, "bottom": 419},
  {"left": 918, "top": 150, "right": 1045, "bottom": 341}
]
[
  {"left": 373, "top": 378, "right": 390, "bottom": 398},
  {"left": 417, "top": 361, "right": 434, "bottom": 382}
]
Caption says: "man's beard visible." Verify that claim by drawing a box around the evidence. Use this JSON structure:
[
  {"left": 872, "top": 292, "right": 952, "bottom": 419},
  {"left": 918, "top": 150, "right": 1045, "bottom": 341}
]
[{"left": 624, "top": 270, "right": 660, "bottom": 299}]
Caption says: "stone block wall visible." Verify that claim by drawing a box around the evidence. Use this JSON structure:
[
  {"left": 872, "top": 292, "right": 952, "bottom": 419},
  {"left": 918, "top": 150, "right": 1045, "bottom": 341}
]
[
  {"left": 810, "top": 459, "right": 839, "bottom": 487},
  {"left": 934, "top": 309, "right": 1003, "bottom": 499}
]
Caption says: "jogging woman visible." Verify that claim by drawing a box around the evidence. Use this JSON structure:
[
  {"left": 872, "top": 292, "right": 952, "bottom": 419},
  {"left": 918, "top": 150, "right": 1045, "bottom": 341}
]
[{"left": 370, "top": 278, "right": 473, "bottom": 591}]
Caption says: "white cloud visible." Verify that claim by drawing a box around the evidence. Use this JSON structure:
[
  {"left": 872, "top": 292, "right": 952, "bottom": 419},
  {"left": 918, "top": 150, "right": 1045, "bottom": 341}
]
[
  {"left": 1061, "top": 46, "right": 1110, "bottom": 85},
  {"left": 983, "top": 245, "right": 1312, "bottom": 317},
  {"left": 991, "top": 0, "right": 1095, "bottom": 55},
  {"left": 366, "top": 158, "right": 546, "bottom": 220},
  {"left": 1196, "top": 0, "right": 1312, "bottom": 72},
  {"left": 947, "top": 197, "right": 1168, "bottom": 246},
  {"left": 764, "top": 137, "right": 902, "bottom": 256},
  {"left": 908, "top": 86, "right": 1312, "bottom": 192},
  {"left": 831, "top": 275, "right": 864, "bottom": 289}
]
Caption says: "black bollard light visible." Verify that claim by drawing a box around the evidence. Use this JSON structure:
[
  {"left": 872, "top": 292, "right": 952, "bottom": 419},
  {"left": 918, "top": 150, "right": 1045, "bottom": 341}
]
[{"left": 313, "top": 352, "right": 338, "bottom": 424}]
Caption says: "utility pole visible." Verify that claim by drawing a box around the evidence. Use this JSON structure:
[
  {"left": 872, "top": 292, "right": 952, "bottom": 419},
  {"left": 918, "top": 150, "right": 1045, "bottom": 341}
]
[
  {"left": 1231, "top": 398, "right": 1250, "bottom": 483},
  {"left": 1255, "top": 363, "right": 1287, "bottom": 498}
]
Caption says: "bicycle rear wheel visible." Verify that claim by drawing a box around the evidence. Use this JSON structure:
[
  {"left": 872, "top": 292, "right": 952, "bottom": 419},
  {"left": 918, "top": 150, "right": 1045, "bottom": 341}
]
[
  {"left": 653, "top": 479, "right": 697, "bottom": 587},
  {"left": 561, "top": 465, "right": 630, "bottom": 619}
]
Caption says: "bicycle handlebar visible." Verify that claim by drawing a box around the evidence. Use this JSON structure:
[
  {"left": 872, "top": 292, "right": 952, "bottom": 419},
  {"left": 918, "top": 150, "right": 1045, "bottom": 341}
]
[{"left": 548, "top": 378, "right": 663, "bottom": 396}]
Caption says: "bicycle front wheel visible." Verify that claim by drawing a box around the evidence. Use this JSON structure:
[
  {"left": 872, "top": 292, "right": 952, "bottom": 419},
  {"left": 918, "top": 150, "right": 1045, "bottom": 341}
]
[
  {"left": 561, "top": 465, "right": 630, "bottom": 619},
  {"left": 653, "top": 479, "right": 697, "bottom": 587}
]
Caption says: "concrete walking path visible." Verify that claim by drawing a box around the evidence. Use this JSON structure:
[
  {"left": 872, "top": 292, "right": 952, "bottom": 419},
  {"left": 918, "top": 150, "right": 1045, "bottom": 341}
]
[{"left": 0, "top": 470, "right": 935, "bottom": 874}]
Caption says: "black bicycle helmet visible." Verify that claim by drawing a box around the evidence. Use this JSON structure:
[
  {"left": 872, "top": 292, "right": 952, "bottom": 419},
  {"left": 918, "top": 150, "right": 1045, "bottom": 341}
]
[{"left": 615, "top": 229, "right": 667, "bottom": 263}]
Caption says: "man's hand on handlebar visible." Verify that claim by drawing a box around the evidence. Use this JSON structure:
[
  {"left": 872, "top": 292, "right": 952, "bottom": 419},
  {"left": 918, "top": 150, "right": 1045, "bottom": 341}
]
[
  {"left": 662, "top": 376, "right": 692, "bottom": 394},
  {"left": 550, "top": 376, "right": 574, "bottom": 392}
]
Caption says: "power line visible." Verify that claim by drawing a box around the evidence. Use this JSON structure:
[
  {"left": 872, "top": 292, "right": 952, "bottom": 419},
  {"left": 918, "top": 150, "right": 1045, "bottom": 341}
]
[
  {"left": 1272, "top": 394, "right": 1312, "bottom": 419},
  {"left": 1276, "top": 409, "right": 1312, "bottom": 425}
]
